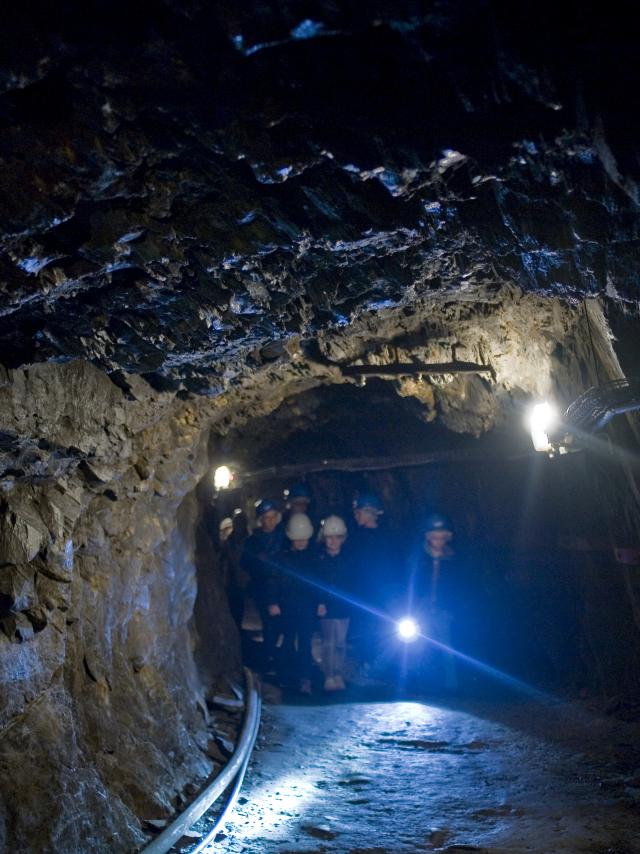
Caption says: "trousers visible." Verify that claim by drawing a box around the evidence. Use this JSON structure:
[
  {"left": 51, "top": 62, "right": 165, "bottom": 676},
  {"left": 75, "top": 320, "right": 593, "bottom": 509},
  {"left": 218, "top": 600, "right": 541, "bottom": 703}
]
[{"left": 320, "top": 618, "right": 350, "bottom": 679}]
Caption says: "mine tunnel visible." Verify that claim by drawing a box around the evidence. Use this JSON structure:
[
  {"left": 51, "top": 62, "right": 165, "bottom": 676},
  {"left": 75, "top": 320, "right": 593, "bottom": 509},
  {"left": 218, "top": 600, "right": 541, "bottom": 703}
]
[{"left": 2, "top": 2, "right": 640, "bottom": 853}]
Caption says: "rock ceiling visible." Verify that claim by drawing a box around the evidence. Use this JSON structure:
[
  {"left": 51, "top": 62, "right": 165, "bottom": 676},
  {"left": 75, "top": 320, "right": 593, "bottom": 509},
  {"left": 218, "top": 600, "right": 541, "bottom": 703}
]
[{"left": 1, "top": 1, "right": 639, "bottom": 395}]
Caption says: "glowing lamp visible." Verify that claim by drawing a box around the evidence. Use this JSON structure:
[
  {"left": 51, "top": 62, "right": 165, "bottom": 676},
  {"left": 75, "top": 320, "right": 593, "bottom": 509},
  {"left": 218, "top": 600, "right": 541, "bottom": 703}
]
[
  {"left": 214, "top": 465, "right": 234, "bottom": 490},
  {"left": 397, "top": 617, "right": 420, "bottom": 642},
  {"left": 528, "top": 401, "right": 557, "bottom": 453}
]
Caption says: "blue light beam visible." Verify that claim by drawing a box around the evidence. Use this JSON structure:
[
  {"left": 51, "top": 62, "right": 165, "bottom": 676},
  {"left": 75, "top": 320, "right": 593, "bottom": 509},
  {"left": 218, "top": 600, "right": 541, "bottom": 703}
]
[{"left": 258, "top": 552, "right": 553, "bottom": 702}]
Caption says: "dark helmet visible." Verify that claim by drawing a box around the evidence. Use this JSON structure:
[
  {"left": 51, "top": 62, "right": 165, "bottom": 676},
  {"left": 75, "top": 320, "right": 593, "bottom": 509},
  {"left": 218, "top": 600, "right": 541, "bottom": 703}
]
[
  {"left": 353, "top": 492, "right": 384, "bottom": 514},
  {"left": 285, "top": 482, "right": 311, "bottom": 501},
  {"left": 255, "top": 499, "right": 279, "bottom": 517},
  {"left": 423, "top": 513, "right": 451, "bottom": 534}
]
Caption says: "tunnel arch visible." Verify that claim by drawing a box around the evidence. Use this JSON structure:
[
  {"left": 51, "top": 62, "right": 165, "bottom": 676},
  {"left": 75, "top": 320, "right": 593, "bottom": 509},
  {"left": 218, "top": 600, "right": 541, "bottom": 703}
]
[{"left": 191, "top": 290, "right": 640, "bottom": 708}]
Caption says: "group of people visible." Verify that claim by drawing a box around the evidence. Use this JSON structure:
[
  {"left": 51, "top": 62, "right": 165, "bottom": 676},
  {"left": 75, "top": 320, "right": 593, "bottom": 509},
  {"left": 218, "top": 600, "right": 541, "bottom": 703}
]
[{"left": 219, "top": 483, "right": 463, "bottom": 696}]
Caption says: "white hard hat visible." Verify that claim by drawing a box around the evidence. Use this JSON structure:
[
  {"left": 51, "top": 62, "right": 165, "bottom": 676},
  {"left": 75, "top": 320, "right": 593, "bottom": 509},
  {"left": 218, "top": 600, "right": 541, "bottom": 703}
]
[
  {"left": 320, "top": 515, "right": 347, "bottom": 538},
  {"left": 219, "top": 517, "right": 233, "bottom": 532},
  {"left": 286, "top": 513, "right": 314, "bottom": 541}
]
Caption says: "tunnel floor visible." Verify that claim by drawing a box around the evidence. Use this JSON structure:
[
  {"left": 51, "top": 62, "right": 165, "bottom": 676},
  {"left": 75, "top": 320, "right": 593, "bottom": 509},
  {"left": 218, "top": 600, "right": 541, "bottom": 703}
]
[{"left": 216, "top": 691, "right": 640, "bottom": 854}]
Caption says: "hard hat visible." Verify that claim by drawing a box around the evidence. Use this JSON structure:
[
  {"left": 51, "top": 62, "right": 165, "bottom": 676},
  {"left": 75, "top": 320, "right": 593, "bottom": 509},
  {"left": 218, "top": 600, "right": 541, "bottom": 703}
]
[
  {"left": 286, "top": 513, "right": 314, "bottom": 540},
  {"left": 353, "top": 492, "right": 384, "bottom": 514},
  {"left": 320, "top": 515, "right": 348, "bottom": 538},
  {"left": 219, "top": 517, "right": 233, "bottom": 532},
  {"left": 284, "top": 483, "right": 311, "bottom": 500},
  {"left": 255, "top": 499, "right": 279, "bottom": 517},
  {"left": 423, "top": 513, "right": 451, "bottom": 534}
]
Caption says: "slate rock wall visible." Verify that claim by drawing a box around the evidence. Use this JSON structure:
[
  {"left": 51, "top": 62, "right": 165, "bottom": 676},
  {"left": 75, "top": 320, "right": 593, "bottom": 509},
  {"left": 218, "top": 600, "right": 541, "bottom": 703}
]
[{"left": 0, "top": 361, "right": 235, "bottom": 852}]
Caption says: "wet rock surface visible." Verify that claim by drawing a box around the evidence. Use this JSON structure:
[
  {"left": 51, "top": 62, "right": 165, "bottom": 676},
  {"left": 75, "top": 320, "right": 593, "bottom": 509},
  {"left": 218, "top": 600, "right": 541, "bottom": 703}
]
[
  {"left": 1, "top": 2, "right": 639, "bottom": 391},
  {"left": 221, "top": 696, "right": 640, "bottom": 853}
]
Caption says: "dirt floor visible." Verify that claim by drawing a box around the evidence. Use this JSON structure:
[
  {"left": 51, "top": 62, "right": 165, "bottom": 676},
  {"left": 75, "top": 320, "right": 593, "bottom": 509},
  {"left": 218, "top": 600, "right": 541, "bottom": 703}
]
[{"left": 215, "top": 684, "right": 640, "bottom": 854}]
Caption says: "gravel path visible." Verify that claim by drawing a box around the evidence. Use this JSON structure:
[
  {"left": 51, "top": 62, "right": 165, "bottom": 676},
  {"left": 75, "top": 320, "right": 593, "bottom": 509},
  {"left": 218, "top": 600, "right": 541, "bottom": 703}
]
[{"left": 217, "top": 691, "right": 640, "bottom": 853}]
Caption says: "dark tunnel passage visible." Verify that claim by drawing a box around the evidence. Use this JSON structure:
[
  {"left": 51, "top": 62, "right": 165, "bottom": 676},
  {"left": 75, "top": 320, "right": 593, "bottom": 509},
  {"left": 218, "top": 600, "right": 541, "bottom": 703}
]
[
  {"left": 194, "top": 364, "right": 640, "bottom": 703},
  {"left": 3, "top": 2, "right": 640, "bottom": 851}
]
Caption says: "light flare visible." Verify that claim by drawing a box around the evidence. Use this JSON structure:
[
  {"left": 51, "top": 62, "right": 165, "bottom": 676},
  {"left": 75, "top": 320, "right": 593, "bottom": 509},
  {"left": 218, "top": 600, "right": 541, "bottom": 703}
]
[
  {"left": 528, "top": 401, "right": 557, "bottom": 453},
  {"left": 260, "top": 553, "right": 553, "bottom": 701},
  {"left": 397, "top": 617, "right": 420, "bottom": 641}
]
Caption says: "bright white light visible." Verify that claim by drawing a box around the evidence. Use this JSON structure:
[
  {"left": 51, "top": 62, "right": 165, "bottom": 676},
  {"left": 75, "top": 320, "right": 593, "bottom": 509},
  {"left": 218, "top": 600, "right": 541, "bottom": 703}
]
[
  {"left": 214, "top": 465, "right": 234, "bottom": 490},
  {"left": 397, "top": 617, "right": 420, "bottom": 642},
  {"left": 528, "top": 401, "right": 558, "bottom": 453}
]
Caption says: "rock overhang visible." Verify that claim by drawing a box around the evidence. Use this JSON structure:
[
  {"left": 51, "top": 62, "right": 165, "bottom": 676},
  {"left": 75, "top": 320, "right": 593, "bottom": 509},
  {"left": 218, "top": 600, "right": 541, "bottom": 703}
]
[{"left": 0, "top": 1, "right": 638, "bottom": 394}]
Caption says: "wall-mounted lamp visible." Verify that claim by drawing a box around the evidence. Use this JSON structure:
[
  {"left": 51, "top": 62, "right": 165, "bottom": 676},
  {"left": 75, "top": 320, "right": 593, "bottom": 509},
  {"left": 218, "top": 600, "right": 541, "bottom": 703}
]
[
  {"left": 528, "top": 401, "right": 558, "bottom": 453},
  {"left": 213, "top": 465, "right": 235, "bottom": 490}
]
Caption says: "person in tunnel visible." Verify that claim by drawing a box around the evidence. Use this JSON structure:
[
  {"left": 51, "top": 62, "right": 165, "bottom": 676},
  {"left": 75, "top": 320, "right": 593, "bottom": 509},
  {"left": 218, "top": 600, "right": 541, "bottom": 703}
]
[
  {"left": 348, "top": 492, "right": 397, "bottom": 672},
  {"left": 273, "top": 512, "right": 319, "bottom": 694},
  {"left": 241, "top": 499, "right": 286, "bottom": 673},
  {"left": 282, "top": 482, "right": 317, "bottom": 527},
  {"left": 315, "top": 515, "right": 352, "bottom": 692},
  {"left": 219, "top": 512, "right": 249, "bottom": 629},
  {"left": 404, "top": 514, "right": 464, "bottom": 691},
  {"left": 349, "top": 492, "right": 395, "bottom": 584}
]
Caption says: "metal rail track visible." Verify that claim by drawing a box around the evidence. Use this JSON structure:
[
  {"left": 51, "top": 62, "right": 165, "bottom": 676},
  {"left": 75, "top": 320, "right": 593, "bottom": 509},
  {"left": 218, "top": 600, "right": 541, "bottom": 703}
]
[{"left": 141, "top": 668, "right": 261, "bottom": 854}]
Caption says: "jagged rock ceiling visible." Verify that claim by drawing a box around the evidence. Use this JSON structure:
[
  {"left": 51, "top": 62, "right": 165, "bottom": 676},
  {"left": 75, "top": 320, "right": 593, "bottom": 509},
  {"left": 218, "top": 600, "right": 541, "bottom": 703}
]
[{"left": 1, "top": 1, "right": 639, "bottom": 394}]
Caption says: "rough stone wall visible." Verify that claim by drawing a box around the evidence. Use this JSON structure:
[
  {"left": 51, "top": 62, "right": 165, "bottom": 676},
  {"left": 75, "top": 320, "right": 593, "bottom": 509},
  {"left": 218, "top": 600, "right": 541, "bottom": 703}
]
[
  {"left": 0, "top": 362, "right": 217, "bottom": 851},
  {"left": 314, "top": 288, "right": 620, "bottom": 435}
]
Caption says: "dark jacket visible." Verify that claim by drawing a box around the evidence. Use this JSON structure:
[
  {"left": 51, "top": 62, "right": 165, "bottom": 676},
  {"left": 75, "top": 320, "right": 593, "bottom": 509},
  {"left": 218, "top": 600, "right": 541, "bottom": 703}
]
[
  {"left": 315, "top": 548, "right": 354, "bottom": 619},
  {"left": 220, "top": 529, "right": 247, "bottom": 590},
  {"left": 241, "top": 526, "right": 286, "bottom": 607},
  {"left": 348, "top": 524, "right": 397, "bottom": 604},
  {"left": 411, "top": 546, "right": 462, "bottom": 614},
  {"left": 276, "top": 545, "right": 318, "bottom": 615}
]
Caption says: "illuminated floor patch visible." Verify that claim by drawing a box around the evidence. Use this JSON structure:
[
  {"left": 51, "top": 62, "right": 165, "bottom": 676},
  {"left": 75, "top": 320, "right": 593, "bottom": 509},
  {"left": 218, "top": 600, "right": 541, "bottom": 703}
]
[{"left": 216, "top": 698, "right": 640, "bottom": 853}]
